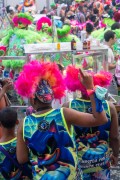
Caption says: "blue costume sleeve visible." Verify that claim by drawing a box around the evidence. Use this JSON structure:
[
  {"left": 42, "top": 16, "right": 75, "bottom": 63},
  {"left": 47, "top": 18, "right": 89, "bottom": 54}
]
[{"left": 94, "top": 94, "right": 103, "bottom": 113}]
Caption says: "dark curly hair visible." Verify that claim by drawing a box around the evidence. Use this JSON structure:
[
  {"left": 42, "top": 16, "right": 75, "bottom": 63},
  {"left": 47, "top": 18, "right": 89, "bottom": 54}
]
[
  {"left": 111, "top": 22, "right": 120, "bottom": 30},
  {"left": 86, "top": 23, "right": 94, "bottom": 34},
  {"left": 0, "top": 107, "right": 17, "bottom": 129}
]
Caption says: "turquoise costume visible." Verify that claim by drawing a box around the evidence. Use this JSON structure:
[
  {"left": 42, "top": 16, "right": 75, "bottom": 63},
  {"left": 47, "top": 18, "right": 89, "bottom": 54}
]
[
  {"left": 69, "top": 99, "right": 111, "bottom": 179},
  {"left": 0, "top": 137, "right": 32, "bottom": 179},
  {"left": 23, "top": 108, "right": 81, "bottom": 180}
]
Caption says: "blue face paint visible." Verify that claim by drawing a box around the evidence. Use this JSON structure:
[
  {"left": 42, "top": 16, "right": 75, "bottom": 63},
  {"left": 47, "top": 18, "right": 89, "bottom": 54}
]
[{"left": 35, "top": 80, "right": 54, "bottom": 103}]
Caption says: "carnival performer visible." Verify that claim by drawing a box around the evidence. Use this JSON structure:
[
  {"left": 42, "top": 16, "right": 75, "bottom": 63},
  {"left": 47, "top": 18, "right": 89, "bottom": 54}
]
[
  {"left": 36, "top": 16, "right": 80, "bottom": 43},
  {"left": 63, "top": 65, "right": 119, "bottom": 180},
  {"left": 47, "top": 20, "right": 80, "bottom": 43},
  {"left": 1, "top": 12, "right": 40, "bottom": 56},
  {"left": 0, "top": 107, "right": 33, "bottom": 179},
  {"left": 0, "top": 12, "right": 42, "bottom": 105},
  {"left": 1, "top": 12, "right": 41, "bottom": 79},
  {"left": 15, "top": 61, "right": 108, "bottom": 180},
  {"left": 36, "top": 16, "right": 80, "bottom": 66},
  {"left": 36, "top": 16, "right": 52, "bottom": 43}
]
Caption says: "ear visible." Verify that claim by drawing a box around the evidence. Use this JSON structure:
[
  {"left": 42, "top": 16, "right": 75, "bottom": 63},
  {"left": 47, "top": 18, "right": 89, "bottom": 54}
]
[
  {"left": 29, "top": 97, "right": 35, "bottom": 105},
  {"left": 110, "top": 38, "right": 113, "bottom": 41},
  {"left": 29, "top": 97, "right": 37, "bottom": 110}
]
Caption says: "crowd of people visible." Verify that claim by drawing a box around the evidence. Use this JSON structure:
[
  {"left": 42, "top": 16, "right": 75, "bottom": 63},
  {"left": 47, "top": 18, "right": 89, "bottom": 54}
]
[
  {"left": 0, "top": 0, "right": 119, "bottom": 180},
  {"left": 38, "top": 0, "right": 120, "bottom": 35}
]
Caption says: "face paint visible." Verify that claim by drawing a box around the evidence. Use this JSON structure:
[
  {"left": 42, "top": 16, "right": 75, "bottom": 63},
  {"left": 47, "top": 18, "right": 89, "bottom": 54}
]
[
  {"left": 18, "top": 22, "right": 27, "bottom": 29},
  {"left": 35, "top": 80, "right": 54, "bottom": 103}
]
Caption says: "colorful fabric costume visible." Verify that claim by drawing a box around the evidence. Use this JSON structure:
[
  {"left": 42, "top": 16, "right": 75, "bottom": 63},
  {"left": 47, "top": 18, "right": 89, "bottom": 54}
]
[
  {"left": 64, "top": 65, "right": 113, "bottom": 180},
  {"left": 47, "top": 23, "right": 80, "bottom": 43},
  {"left": 36, "top": 17, "right": 80, "bottom": 43},
  {"left": 1, "top": 13, "right": 41, "bottom": 79},
  {"left": 36, "top": 17, "right": 53, "bottom": 43},
  {"left": 69, "top": 99, "right": 111, "bottom": 179},
  {"left": 0, "top": 137, "right": 32, "bottom": 179},
  {"left": 23, "top": 108, "right": 79, "bottom": 180},
  {"left": 0, "top": 13, "right": 41, "bottom": 105},
  {"left": 14, "top": 61, "right": 82, "bottom": 179}
]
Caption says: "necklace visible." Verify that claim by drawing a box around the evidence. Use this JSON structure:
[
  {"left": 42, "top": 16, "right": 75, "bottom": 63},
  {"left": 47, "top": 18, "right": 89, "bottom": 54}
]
[{"left": 36, "top": 106, "right": 52, "bottom": 112}]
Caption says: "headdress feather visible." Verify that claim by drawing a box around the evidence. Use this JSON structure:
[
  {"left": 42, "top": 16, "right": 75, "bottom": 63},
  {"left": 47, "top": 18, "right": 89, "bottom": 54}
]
[
  {"left": 13, "top": 13, "right": 33, "bottom": 27},
  {"left": 65, "top": 65, "right": 112, "bottom": 96},
  {"left": 14, "top": 61, "right": 66, "bottom": 99}
]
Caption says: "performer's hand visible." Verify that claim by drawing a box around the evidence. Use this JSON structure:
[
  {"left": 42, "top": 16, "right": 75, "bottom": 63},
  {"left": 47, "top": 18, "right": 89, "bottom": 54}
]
[
  {"left": 79, "top": 69, "right": 94, "bottom": 90},
  {"left": 2, "top": 79, "right": 13, "bottom": 92}
]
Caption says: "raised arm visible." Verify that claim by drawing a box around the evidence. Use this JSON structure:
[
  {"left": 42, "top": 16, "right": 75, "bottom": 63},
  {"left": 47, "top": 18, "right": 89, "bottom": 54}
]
[{"left": 64, "top": 69, "right": 108, "bottom": 128}]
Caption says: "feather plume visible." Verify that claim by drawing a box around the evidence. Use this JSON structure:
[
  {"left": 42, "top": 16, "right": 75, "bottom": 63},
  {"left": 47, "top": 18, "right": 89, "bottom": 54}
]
[
  {"left": 65, "top": 65, "right": 112, "bottom": 96},
  {"left": 14, "top": 61, "right": 66, "bottom": 99}
]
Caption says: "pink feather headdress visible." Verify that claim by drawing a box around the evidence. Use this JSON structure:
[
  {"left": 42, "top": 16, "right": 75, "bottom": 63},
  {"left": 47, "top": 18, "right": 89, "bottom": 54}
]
[
  {"left": 13, "top": 13, "right": 33, "bottom": 27},
  {"left": 36, "top": 17, "right": 52, "bottom": 31},
  {"left": 64, "top": 65, "right": 112, "bottom": 96},
  {"left": 14, "top": 61, "right": 66, "bottom": 100}
]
